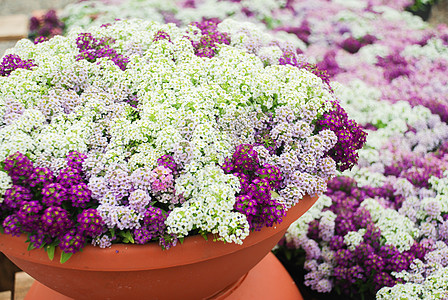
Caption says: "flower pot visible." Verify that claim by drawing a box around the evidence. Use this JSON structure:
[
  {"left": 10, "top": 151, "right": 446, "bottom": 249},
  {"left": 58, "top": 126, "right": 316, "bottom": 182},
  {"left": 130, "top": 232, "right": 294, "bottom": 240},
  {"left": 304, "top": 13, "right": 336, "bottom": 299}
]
[{"left": 0, "top": 194, "right": 318, "bottom": 300}]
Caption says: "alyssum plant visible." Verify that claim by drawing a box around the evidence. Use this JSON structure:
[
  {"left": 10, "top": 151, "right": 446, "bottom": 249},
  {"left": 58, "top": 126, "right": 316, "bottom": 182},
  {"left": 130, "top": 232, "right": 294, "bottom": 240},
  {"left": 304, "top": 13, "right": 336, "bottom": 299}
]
[{"left": 0, "top": 18, "right": 366, "bottom": 262}]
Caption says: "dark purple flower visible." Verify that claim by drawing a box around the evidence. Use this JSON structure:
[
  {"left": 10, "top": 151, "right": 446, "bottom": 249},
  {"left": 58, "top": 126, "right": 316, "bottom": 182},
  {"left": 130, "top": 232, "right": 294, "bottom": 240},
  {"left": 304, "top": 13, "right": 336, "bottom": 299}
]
[
  {"left": 59, "top": 228, "right": 86, "bottom": 253},
  {"left": 75, "top": 33, "right": 129, "bottom": 70},
  {"left": 29, "top": 167, "right": 54, "bottom": 188},
  {"left": 66, "top": 151, "right": 87, "bottom": 172},
  {"left": 3, "top": 185, "right": 33, "bottom": 210},
  {"left": 77, "top": 208, "right": 103, "bottom": 237},
  {"left": 316, "top": 102, "right": 367, "bottom": 172},
  {"left": 340, "top": 36, "right": 363, "bottom": 54},
  {"left": 41, "top": 182, "right": 67, "bottom": 206},
  {"left": 134, "top": 206, "right": 168, "bottom": 244},
  {"left": 41, "top": 206, "right": 73, "bottom": 237},
  {"left": 2, "top": 215, "right": 22, "bottom": 236},
  {"left": 3, "top": 152, "right": 34, "bottom": 184},
  {"left": 56, "top": 167, "right": 83, "bottom": 188},
  {"left": 68, "top": 183, "right": 92, "bottom": 208},
  {"left": 190, "top": 19, "right": 230, "bottom": 58},
  {"left": 16, "top": 200, "right": 42, "bottom": 232}
]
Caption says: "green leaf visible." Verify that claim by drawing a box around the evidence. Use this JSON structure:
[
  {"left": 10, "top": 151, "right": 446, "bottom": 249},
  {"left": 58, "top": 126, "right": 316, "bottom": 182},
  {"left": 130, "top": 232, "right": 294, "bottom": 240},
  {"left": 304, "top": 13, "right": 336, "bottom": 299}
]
[
  {"left": 46, "top": 245, "right": 55, "bottom": 261},
  {"left": 27, "top": 243, "right": 36, "bottom": 251},
  {"left": 179, "top": 237, "right": 184, "bottom": 244},
  {"left": 118, "top": 230, "right": 135, "bottom": 244},
  {"left": 200, "top": 231, "right": 208, "bottom": 241},
  {"left": 0, "top": 226, "right": 4, "bottom": 234},
  {"left": 110, "top": 228, "right": 115, "bottom": 239},
  {"left": 60, "top": 252, "right": 73, "bottom": 264}
]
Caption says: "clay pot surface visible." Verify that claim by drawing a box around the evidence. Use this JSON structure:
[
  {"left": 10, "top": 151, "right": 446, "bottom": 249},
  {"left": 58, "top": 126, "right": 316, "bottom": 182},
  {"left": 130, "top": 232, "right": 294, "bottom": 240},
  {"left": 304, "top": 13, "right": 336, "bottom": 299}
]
[{"left": 0, "top": 194, "right": 317, "bottom": 300}]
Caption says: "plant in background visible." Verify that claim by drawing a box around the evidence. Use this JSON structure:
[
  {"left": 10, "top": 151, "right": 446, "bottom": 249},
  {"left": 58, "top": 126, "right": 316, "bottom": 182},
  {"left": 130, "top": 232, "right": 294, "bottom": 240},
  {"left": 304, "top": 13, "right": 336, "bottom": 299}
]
[
  {"left": 29, "top": 10, "right": 65, "bottom": 43},
  {"left": 0, "top": 18, "right": 365, "bottom": 263}
]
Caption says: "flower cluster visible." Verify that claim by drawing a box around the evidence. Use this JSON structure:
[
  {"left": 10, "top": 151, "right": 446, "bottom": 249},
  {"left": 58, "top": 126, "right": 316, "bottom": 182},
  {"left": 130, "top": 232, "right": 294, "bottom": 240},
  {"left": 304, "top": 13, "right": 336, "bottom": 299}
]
[
  {"left": 29, "top": 10, "right": 65, "bottom": 42},
  {"left": 222, "top": 144, "right": 284, "bottom": 230},
  {"left": 1, "top": 18, "right": 364, "bottom": 257},
  {"left": 1, "top": 151, "right": 102, "bottom": 254},
  {"left": 0, "top": 54, "right": 36, "bottom": 77},
  {"left": 316, "top": 101, "right": 367, "bottom": 172},
  {"left": 24, "top": 0, "right": 448, "bottom": 296},
  {"left": 190, "top": 19, "right": 230, "bottom": 58},
  {"left": 75, "top": 33, "right": 129, "bottom": 70}
]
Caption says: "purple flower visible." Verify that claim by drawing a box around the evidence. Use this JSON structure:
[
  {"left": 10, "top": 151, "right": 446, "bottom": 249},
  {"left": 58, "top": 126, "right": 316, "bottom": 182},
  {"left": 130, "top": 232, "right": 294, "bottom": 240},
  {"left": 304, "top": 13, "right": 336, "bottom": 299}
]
[
  {"left": 3, "top": 152, "right": 34, "bottom": 185},
  {"left": 340, "top": 36, "right": 363, "bottom": 54},
  {"left": 41, "top": 206, "right": 73, "bottom": 237},
  {"left": 0, "top": 54, "right": 37, "bottom": 77},
  {"left": 17, "top": 200, "right": 42, "bottom": 232},
  {"left": 75, "top": 33, "right": 129, "bottom": 70},
  {"left": 134, "top": 206, "right": 168, "bottom": 244},
  {"left": 68, "top": 183, "right": 92, "bottom": 208},
  {"left": 2, "top": 215, "right": 22, "bottom": 236},
  {"left": 316, "top": 102, "right": 367, "bottom": 172},
  {"left": 77, "top": 209, "right": 103, "bottom": 237},
  {"left": 66, "top": 151, "right": 87, "bottom": 172},
  {"left": 59, "top": 228, "right": 86, "bottom": 254},
  {"left": 190, "top": 19, "right": 231, "bottom": 58},
  {"left": 3, "top": 185, "right": 33, "bottom": 210},
  {"left": 41, "top": 183, "right": 67, "bottom": 206},
  {"left": 57, "top": 167, "right": 83, "bottom": 188},
  {"left": 29, "top": 167, "right": 54, "bottom": 188}
]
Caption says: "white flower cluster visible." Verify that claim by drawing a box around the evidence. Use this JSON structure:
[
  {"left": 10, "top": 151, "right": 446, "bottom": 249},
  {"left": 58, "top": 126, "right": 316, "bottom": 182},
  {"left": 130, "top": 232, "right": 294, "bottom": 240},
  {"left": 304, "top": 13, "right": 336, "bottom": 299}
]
[
  {"left": 343, "top": 229, "right": 366, "bottom": 251},
  {"left": 377, "top": 266, "right": 448, "bottom": 300},
  {"left": 402, "top": 38, "right": 448, "bottom": 62},
  {"left": 0, "top": 171, "right": 12, "bottom": 204},
  {"left": 285, "top": 195, "right": 334, "bottom": 243},
  {"left": 377, "top": 241, "right": 448, "bottom": 300},
  {"left": 361, "top": 198, "right": 419, "bottom": 252},
  {"left": 1, "top": 18, "right": 335, "bottom": 244},
  {"left": 61, "top": 0, "right": 175, "bottom": 29}
]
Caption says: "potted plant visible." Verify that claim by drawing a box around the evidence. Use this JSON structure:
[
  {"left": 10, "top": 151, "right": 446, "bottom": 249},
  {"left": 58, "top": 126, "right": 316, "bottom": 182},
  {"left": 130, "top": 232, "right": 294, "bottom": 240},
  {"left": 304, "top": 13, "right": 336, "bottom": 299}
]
[{"left": 0, "top": 18, "right": 366, "bottom": 299}]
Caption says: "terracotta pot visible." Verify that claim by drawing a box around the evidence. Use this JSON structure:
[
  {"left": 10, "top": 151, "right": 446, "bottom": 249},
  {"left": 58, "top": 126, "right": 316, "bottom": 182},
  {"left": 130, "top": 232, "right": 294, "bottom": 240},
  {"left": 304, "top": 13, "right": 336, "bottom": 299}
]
[{"left": 0, "top": 194, "right": 318, "bottom": 300}]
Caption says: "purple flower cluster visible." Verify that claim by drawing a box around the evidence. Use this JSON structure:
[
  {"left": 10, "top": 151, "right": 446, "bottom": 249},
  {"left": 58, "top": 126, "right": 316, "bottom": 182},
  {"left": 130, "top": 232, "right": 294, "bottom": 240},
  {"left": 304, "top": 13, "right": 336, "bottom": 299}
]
[
  {"left": 340, "top": 34, "right": 376, "bottom": 54},
  {"left": 316, "top": 50, "right": 343, "bottom": 78},
  {"left": 376, "top": 52, "right": 411, "bottom": 82},
  {"left": 0, "top": 54, "right": 36, "bottom": 77},
  {"left": 310, "top": 177, "right": 430, "bottom": 296},
  {"left": 29, "top": 9, "right": 64, "bottom": 41},
  {"left": 316, "top": 101, "right": 367, "bottom": 172},
  {"left": 133, "top": 206, "right": 170, "bottom": 245},
  {"left": 0, "top": 151, "right": 103, "bottom": 253},
  {"left": 277, "top": 20, "right": 312, "bottom": 44},
  {"left": 152, "top": 30, "right": 172, "bottom": 43},
  {"left": 384, "top": 151, "right": 448, "bottom": 189},
  {"left": 222, "top": 144, "right": 285, "bottom": 230},
  {"left": 75, "top": 33, "right": 129, "bottom": 70},
  {"left": 190, "top": 19, "right": 231, "bottom": 58}
]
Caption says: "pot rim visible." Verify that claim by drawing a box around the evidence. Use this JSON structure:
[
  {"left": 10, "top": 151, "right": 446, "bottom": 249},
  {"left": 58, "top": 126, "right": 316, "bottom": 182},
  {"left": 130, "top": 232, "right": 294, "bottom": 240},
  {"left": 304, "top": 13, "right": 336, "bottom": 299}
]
[{"left": 0, "top": 194, "right": 317, "bottom": 271}]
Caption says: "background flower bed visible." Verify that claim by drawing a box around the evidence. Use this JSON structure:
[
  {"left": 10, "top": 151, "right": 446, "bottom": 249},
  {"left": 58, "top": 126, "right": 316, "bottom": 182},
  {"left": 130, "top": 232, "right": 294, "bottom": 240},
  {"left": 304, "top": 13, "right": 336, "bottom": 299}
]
[{"left": 2, "top": 0, "right": 448, "bottom": 299}]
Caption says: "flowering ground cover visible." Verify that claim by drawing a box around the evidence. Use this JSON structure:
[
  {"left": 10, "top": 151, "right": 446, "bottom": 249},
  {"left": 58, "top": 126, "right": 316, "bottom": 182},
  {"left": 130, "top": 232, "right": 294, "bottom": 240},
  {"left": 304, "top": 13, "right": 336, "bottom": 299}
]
[
  {"left": 6, "top": 0, "right": 448, "bottom": 298},
  {"left": 0, "top": 16, "right": 366, "bottom": 267}
]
